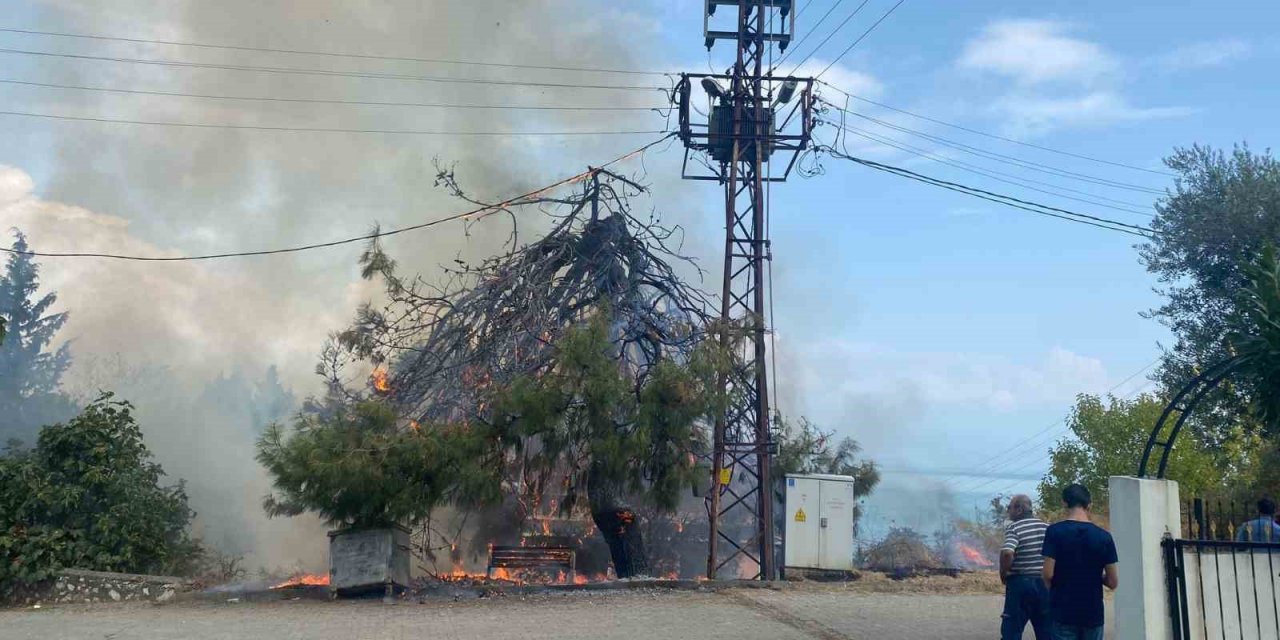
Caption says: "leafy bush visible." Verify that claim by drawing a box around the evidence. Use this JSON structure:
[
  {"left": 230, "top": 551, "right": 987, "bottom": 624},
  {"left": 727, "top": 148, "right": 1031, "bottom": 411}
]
[
  {"left": 256, "top": 400, "right": 503, "bottom": 529},
  {"left": 0, "top": 394, "right": 198, "bottom": 595}
]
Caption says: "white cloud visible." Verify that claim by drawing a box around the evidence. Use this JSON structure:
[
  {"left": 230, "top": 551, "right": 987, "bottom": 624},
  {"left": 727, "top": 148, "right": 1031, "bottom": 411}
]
[
  {"left": 992, "top": 91, "right": 1195, "bottom": 137},
  {"left": 791, "top": 60, "right": 885, "bottom": 99},
  {"left": 0, "top": 165, "right": 34, "bottom": 206},
  {"left": 1153, "top": 38, "right": 1252, "bottom": 72},
  {"left": 0, "top": 166, "right": 349, "bottom": 386},
  {"left": 949, "top": 19, "right": 1194, "bottom": 136},
  {"left": 958, "top": 19, "right": 1116, "bottom": 85}
]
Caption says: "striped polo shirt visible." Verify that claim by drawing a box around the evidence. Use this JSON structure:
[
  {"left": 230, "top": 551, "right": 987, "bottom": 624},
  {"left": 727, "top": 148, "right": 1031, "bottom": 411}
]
[{"left": 1003, "top": 517, "right": 1048, "bottom": 575}]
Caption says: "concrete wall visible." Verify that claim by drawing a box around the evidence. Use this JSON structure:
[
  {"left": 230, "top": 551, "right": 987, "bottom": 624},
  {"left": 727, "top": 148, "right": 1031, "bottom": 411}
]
[
  {"left": 1110, "top": 476, "right": 1182, "bottom": 640},
  {"left": 1180, "top": 549, "right": 1280, "bottom": 640}
]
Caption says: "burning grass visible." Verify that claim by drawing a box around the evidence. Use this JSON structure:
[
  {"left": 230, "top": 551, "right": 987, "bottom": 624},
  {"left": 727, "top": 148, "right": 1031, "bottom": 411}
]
[{"left": 271, "top": 573, "right": 330, "bottom": 589}]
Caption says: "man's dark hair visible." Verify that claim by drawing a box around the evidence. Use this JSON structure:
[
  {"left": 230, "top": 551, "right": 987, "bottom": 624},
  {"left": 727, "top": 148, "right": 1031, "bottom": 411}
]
[
  {"left": 1062, "top": 484, "right": 1091, "bottom": 509},
  {"left": 1259, "top": 498, "right": 1277, "bottom": 517}
]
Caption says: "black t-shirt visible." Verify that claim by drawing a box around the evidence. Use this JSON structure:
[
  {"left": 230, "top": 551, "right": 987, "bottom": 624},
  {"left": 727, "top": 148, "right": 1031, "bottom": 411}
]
[{"left": 1041, "top": 520, "right": 1118, "bottom": 627}]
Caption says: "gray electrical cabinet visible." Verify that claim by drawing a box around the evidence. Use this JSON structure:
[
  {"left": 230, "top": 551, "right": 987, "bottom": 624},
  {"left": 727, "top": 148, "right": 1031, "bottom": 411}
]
[{"left": 783, "top": 474, "right": 857, "bottom": 571}]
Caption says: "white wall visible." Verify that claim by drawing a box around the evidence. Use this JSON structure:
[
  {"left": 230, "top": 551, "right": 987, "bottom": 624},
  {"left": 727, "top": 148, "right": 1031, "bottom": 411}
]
[{"left": 1110, "top": 476, "right": 1182, "bottom": 640}]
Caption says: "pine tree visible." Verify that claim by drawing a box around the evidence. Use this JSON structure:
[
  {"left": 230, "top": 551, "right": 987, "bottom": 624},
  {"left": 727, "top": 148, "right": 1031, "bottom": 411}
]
[{"left": 0, "top": 230, "right": 75, "bottom": 447}]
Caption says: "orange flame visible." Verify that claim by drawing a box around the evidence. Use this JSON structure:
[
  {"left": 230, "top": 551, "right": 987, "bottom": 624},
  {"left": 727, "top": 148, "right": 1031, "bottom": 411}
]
[
  {"left": 371, "top": 367, "right": 391, "bottom": 393},
  {"left": 271, "top": 573, "right": 330, "bottom": 589},
  {"left": 958, "top": 543, "right": 993, "bottom": 567}
]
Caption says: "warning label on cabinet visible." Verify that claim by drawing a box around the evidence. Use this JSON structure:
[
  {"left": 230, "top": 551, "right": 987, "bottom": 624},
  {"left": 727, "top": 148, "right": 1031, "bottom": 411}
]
[{"left": 794, "top": 508, "right": 806, "bottom": 522}]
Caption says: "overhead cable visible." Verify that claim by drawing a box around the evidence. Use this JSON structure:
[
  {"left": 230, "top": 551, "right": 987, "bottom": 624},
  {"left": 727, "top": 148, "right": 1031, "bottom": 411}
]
[
  {"left": 773, "top": 0, "right": 847, "bottom": 69},
  {"left": 817, "top": 80, "right": 1177, "bottom": 177},
  {"left": 815, "top": 0, "right": 907, "bottom": 77},
  {"left": 943, "top": 358, "right": 1159, "bottom": 493},
  {"left": 822, "top": 147, "right": 1156, "bottom": 237},
  {"left": 778, "top": 0, "right": 870, "bottom": 74},
  {"left": 0, "top": 109, "right": 666, "bottom": 136},
  {"left": 0, "top": 47, "right": 664, "bottom": 92},
  {"left": 820, "top": 99, "right": 1166, "bottom": 194},
  {"left": 0, "top": 133, "right": 676, "bottom": 262},
  {"left": 831, "top": 121, "right": 1156, "bottom": 215},
  {"left": 0, "top": 78, "right": 668, "bottom": 111},
  {"left": 0, "top": 26, "right": 667, "bottom": 76}
]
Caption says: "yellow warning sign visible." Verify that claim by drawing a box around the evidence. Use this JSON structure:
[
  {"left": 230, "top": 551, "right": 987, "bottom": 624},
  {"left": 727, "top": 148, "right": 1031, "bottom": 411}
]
[
  {"left": 794, "top": 508, "right": 807, "bottom": 523},
  {"left": 719, "top": 468, "right": 731, "bottom": 485}
]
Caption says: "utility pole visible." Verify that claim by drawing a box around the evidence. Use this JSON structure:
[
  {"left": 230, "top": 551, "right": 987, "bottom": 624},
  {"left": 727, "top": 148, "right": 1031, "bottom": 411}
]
[{"left": 675, "top": 0, "right": 814, "bottom": 580}]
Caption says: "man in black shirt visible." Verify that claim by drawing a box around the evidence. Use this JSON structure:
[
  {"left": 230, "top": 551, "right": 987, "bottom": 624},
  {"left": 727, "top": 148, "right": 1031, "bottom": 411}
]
[{"left": 1041, "top": 484, "right": 1119, "bottom": 640}]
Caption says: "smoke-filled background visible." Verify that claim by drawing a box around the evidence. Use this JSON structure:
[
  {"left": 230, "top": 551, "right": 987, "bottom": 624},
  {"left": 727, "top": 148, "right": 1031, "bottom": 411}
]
[{"left": 0, "top": 0, "right": 706, "bottom": 572}]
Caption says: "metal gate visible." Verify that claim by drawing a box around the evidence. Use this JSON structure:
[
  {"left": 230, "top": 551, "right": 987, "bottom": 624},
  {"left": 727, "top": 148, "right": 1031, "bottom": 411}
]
[{"left": 1165, "top": 499, "right": 1280, "bottom": 640}]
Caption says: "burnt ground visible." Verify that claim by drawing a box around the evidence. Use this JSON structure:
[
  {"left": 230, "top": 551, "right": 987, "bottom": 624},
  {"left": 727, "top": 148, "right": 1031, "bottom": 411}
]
[{"left": 0, "top": 580, "right": 1117, "bottom": 640}]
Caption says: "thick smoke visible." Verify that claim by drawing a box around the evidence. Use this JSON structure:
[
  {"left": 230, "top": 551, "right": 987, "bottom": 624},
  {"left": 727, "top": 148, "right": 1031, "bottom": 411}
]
[{"left": 0, "top": 0, "right": 700, "bottom": 572}]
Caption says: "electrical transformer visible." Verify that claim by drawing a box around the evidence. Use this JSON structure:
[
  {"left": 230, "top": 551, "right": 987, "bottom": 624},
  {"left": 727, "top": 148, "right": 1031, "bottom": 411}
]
[
  {"left": 783, "top": 473, "right": 857, "bottom": 572},
  {"left": 706, "top": 103, "right": 776, "bottom": 164}
]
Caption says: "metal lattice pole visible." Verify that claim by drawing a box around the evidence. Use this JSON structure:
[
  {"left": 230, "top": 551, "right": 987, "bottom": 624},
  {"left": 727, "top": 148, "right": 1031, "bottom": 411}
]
[
  {"left": 680, "top": 0, "right": 809, "bottom": 582},
  {"left": 707, "top": 0, "right": 774, "bottom": 581}
]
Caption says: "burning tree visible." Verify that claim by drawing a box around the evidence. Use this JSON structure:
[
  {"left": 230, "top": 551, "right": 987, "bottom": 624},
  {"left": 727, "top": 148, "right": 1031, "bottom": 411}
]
[
  {"left": 326, "top": 167, "right": 723, "bottom": 577},
  {"left": 487, "top": 314, "right": 726, "bottom": 576}
]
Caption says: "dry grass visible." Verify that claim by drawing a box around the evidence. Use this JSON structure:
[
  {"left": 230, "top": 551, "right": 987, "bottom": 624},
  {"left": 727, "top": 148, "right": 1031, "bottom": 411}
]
[{"left": 780, "top": 570, "right": 1004, "bottom": 595}]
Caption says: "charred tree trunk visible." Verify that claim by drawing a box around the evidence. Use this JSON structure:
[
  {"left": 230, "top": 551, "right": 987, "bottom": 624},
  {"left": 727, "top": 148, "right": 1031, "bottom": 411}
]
[{"left": 588, "top": 464, "right": 650, "bottom": 578}]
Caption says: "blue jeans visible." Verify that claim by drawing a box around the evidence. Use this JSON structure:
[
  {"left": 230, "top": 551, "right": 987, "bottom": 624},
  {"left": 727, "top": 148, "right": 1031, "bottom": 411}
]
[
  {"left": 1002, "top": 575, "right": 1051, "bottom": 640},
  {"left": 1050, "top": 624, "right": 1103, "bottom": 640}
]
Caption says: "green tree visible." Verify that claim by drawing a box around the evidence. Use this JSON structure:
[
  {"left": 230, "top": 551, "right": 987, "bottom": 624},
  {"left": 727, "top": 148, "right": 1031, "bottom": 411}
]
[
  {"left": 488, "top": 315, "right": 725, "bottom": 577},
  {"left": 256, "top": 401, "right": 502, "bottom": 529},
  {"left": 1222, "top": 243, "right": 1280, "bottom": 502},
  {"left": 1038, "top": 393, "right": 1225, "bottom": 511},
  {"left": 1230, "top": 242, "right": 1280, "bottom": 435},
  {"left": 0, "top": 231, "right": 76, "bottom": 447},
  {"left": 0, "top": 394, "right": 199, "bottom": 595},
  {"left": 1140, "top": 145, "right": 1280, "bottom": 444}
]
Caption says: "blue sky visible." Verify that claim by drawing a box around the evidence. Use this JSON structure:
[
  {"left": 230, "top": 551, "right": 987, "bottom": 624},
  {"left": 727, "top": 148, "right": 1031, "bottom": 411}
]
[
  {"left": 646, "top": 0, "right": 1277, "bottom": 529},
  {"left": 0, "top": 0, "right": 1276, "bottom": 533}
]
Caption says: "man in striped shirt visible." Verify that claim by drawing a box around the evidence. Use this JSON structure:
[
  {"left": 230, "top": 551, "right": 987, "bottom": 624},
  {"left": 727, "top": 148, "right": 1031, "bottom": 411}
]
[{"left": 1000, "top": 494, "right": 1050, "bottom": 640}]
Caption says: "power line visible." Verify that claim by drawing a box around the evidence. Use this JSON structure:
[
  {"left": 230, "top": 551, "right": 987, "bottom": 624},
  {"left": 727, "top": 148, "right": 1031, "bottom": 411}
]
[
  {"left": 821, "top": 147, "right": 1156, "bottom": 236},
  {"left": 831, "top": 121, "right": 1155, "bottom": 216},
  {"left": 0, "top": 78, "right": 668, "bottom": 112},
  {"left": 821, "top": 99, "right": 1166, "bottom": 195},
  {"left": 0, "top": 134, "right": 676, "bottom": 262},
  {"left": 0, "top": 109, "right": 667, "bottom": 137},
  {"left": 793, "top": 0, "right": 817, "bottom": 19},
  {"left": 817, "top": 80, "right": 1177, "bottom": 177},
  {"left": 945, "top": 360, "right": 1159, "bottom": 495},
  {"left": 0, "top": 26, "right": 668, "bottom": 76},
  {"left": 774, "top": 0, "right": 846, "bottom": 69},
  {"left": 816, "top": 0, "right": 907, "bottom": 78},
  {"left": 0, "top": 47, "right": 664, "bottom": 92},
  {"left": 784, "top": 0, "right": 872, "bottom": 75}
]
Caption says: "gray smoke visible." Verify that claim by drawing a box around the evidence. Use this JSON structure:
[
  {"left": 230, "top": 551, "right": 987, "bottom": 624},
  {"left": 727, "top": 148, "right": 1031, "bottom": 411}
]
[{"left": 0, "top": 0, "right": 705, "bottom": 572}]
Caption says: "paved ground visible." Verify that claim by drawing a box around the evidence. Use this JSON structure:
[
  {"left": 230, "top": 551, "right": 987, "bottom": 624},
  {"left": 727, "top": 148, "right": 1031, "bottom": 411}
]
[{"left": 1, "top": 587, "right": 1116, "bottom": 639}]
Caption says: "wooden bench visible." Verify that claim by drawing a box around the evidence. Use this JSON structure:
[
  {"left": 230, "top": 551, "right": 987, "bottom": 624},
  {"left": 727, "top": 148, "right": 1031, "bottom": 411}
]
[{"left": 486, "top": 546, "right": 576, "bottom": 580}]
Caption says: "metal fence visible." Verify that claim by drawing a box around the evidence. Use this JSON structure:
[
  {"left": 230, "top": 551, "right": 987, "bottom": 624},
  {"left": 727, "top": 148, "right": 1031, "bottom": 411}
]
[{"left": 1165, "top": 499, "right": 1280, "bottom": 640}]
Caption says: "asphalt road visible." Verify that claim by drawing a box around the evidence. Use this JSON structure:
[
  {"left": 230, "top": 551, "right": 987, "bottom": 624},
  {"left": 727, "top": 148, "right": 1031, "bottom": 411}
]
[{"left": 0, "top": 587, "right": 1116, "bottom": 639}]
